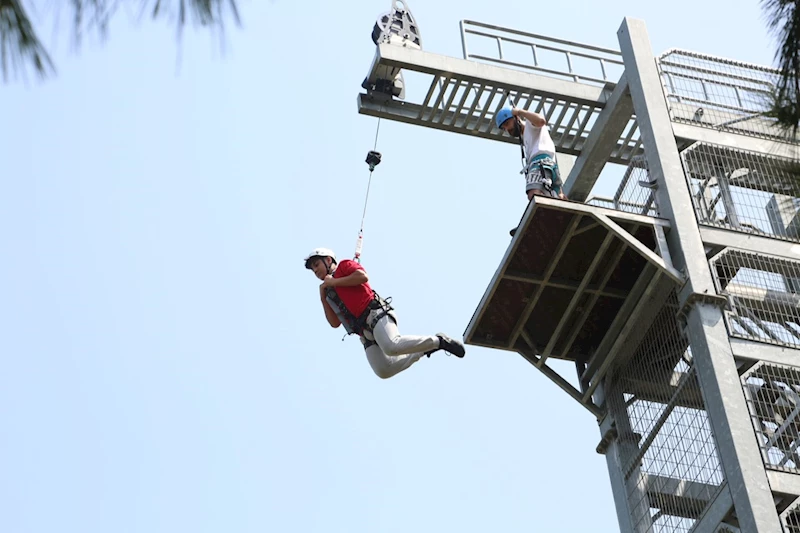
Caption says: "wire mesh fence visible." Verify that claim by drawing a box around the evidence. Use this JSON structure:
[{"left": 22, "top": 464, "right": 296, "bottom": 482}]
[
  {"left": 657, "top": 49, "right": 796, "bottom": 143},
  {"left": 743, "top": 362, "right": 800, "bottom": 475},
  {"left": 606, "top": 291, "right": 725, "bottom": 533},
  {"left": 784, "top": 500, "right": 800, "bottom": 533},
  {"left": 614, "top": 156, "right": 657, "bottom": 216},
  {"left": 585, "top": 156, "right": 658, "bottom": 216},
  {"left": 586, "top": 138, "right": 800, "bottom": 232},
  {"left": 710, "top": 248, "right": 800, "bottom": 349},
  {"left": 681, "top": 141, "right": 800, "bottom": 241}
]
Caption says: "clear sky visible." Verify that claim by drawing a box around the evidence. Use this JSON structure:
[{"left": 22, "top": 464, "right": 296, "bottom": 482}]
[{"left": 0, "top": 1, "right": 781, "bottom": 532}]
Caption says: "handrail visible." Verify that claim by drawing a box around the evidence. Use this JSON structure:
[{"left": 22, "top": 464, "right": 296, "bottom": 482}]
[{"left": 460, "top": 19, "right": 623, "bottom": 86}]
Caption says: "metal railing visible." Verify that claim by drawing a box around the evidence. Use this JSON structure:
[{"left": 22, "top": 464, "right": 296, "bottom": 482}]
[
  {"left": 584, "top": 157, "right": 658, "bottom": 217},
  {"left": 784, "top": 500, "right": 800, "bottom": 533},
  {"left": 743, "top": 361, "right": 800, "bottom": 475},
  {"left": 681, "top": 141, "right": 800, "bottom": 242},
  {"left": 459, "top": 19, "right": 624, "bottom": 86},
  {"left": 711, "top": 248, "right": 800, "bottom": 350},
  {"left": 612, "top": 156, "right": 658, "bottom": 216},
  {"left": 657, "top": 49, "right": 797, "bottom": 143}
]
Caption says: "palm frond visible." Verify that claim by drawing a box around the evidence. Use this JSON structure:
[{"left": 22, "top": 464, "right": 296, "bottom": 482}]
[
  {"left": 0, "top": 0, "right": 240, "bottom": 83},
  {"left": 145, "top": 0, "right": 241, "bottom": 39},
  {"left": 0, "top": 0, "right": 55, "bottom": 82},
  {"left": 765, "top": 84, "right": 800, "bottom": 138},
  {"left": 762, "top": 0, "right": 800, "bottom": 134},
  {"left": 68, "top": 0, "right": 116, "bottom": 47}
]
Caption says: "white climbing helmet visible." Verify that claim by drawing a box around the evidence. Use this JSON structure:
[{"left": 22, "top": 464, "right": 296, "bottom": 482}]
[{"left": 304, "top": 248, "right": 337, "bottom": 269}]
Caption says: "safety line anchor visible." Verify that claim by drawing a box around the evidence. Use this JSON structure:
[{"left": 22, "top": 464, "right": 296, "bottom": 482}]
[{"left": 365, "top": 151, "right": 382, "bottom": 172}]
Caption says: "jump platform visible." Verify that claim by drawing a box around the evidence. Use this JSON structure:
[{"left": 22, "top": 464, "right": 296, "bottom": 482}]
[{"left": 463, "top": 196, "right": 685, "bottom": 415}]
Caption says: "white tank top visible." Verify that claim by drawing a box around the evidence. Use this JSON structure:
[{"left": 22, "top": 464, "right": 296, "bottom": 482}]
[{"left": 522, "top": 118, "right": 556, "bottom": 160}]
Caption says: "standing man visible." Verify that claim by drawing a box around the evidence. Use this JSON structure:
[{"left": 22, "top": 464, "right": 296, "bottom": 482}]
[
  {"left": 496, "top": 106, "right": 567, "bottom": 197},
  {"left": 496, "top": 106, "right": 567, "bottom": 236},
  {"left": 305, "top": 248, "right": 465, "bottom": 379}
]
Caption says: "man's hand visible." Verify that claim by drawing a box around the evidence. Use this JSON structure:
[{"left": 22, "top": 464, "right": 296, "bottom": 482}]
[
  {"left": 511, "top": 107, "right": 547, "bottom": 127},
  {"left": 321, "top": 275, "right": 337, "bottom": 289}
]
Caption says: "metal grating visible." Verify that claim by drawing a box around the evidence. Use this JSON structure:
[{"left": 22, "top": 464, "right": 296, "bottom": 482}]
[
  {"left": 710, "top": 248, "right": 800, "bottom": 350},
  {"left": 607, "top": 291, "right": 725, "bottom": 533},
  {"left": 657, "top": 49, "right": 797, "bottom": 143},
  {"left": 681, "top": 141, "right": 800, "bottom": 242},
  {"left": 743, "top": 362, "right": 800, "bottom": 474},
  {"left": 459, "top": 19, "right": 625, "bottom": 86},
  {"left": 584, "top": 196, "right": 620, "bottom": 211},
  {"left": 783, "top": 499, "right": 800, "bottom": 533},
  {"left": 358, "top": 40, "right": 643, "bottom": 165},
  {"left": 585, "top": 157, "right": 656, "bottom": 217}
]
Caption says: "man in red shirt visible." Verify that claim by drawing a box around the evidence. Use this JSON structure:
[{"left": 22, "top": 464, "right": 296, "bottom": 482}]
[{"left": 304, "top": 247, "right": 465, "bottom": 379}]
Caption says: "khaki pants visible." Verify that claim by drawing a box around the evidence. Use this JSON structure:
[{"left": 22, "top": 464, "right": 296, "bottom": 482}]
[{"left": 360, "top": 310, "right": 440, "bottom": 379}]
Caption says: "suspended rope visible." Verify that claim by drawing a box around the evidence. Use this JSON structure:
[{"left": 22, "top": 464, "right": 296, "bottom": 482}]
[{"left": 354, "top": 117, "right": 382, "bottom": 263}]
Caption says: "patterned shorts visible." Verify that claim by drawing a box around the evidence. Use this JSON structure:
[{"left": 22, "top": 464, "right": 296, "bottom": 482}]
[{"left": 525, "top": 156, "right": 561, "bottom": 196}]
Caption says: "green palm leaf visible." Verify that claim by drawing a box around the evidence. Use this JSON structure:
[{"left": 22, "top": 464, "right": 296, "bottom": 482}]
[
  {"left": 0, "top": 0, "right": 55, "bottom": 82},
  {"left": 762, "top": 0, "right": 800, "bottom": 134},
  {"left": 0, "top": 0, "right": 240, "bottom": 82}
]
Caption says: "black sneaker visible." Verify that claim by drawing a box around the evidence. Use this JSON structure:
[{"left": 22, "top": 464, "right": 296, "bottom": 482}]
[{"left": 436, "top": 333, "right": 466, "bottom": 358}]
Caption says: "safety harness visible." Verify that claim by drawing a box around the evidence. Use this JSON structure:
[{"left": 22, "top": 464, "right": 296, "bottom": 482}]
[
  {"left": 324, "top": 287, "right": 396, "bottom": 339},
  {"left": 515, "top": 117, "right": 563, "bottom": 196}
]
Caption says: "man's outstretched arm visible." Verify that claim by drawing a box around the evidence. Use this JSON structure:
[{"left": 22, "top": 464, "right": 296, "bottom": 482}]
[{"left": 513, "top": 107, "right": 547, "bottom": 127}]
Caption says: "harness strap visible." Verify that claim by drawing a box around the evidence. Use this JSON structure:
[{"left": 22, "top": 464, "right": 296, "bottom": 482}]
[
  {"left": 325, "top": 288, "right": 395, "bottom": 337},
  {"left": 522, "top": 154, "right": 562, "bottom": 194},
  {"left": 361, "top": 337, "right": 377, "bottom": 349},
  {"left": 515, "top": 116, "right": 562, "bottom": 194},
  {"left": 365, "top": 296, "right": 395, "bottom": 330},
  {"left": 515, "top": 117, "right": 527, "bottom": 171}
]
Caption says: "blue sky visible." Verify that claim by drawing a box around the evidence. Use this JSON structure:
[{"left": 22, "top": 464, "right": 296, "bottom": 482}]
[{"left": 0, "top": 1, "right": 781, "bottom": 532}]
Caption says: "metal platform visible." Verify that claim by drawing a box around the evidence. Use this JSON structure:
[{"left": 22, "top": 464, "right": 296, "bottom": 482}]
[
  {"left": 357, "top": 42, "right": 643, "bottom": 166},
  {"left": 357, "top": 21, "right": 800, "bottom": 188},
  {"left": 463, "top": 196, "right": 684, "bottom": 414}
]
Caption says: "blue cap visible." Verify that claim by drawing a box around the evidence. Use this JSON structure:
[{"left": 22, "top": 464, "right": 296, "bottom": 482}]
[{"left": 495, "top": 107, "right": 514, "bottom": 128}]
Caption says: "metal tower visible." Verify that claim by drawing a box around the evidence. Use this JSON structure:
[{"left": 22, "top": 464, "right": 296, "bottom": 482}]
[{"left": 359, "top": 5, "right": 800, "bottom": 532}]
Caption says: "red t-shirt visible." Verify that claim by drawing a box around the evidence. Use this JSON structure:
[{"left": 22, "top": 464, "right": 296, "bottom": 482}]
[{"left": 333, "top": 259, "right": 374, "bottom": 316}]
